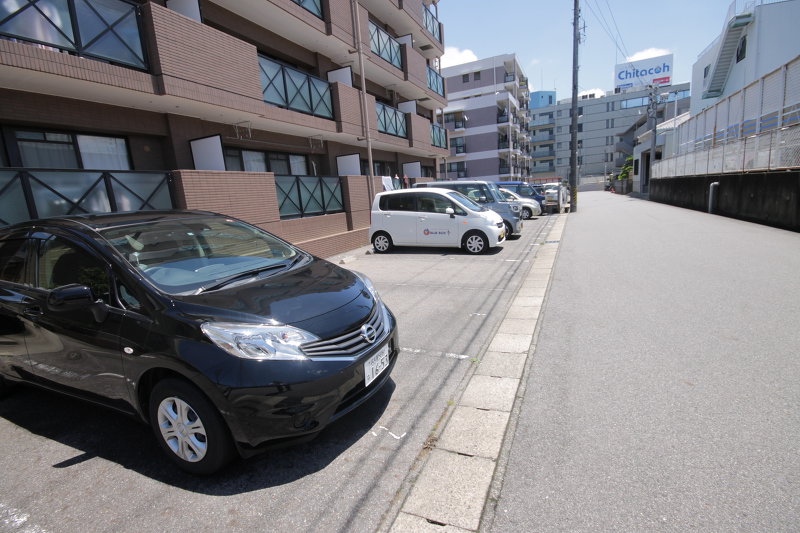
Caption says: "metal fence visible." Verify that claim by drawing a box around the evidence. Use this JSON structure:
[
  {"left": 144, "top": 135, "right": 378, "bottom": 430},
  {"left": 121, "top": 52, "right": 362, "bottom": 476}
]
[
  {"left": 275, "top": 175, "right": 343, "bottom": 219},
  {"left": 0, "top": 170, "right": 174, "bottom": 227},
  {"left": 259, "top": 56, "right": 333, "bottom": 119},
  {"left": 654, "top": 56, "right": 800, "bottom": 178}
]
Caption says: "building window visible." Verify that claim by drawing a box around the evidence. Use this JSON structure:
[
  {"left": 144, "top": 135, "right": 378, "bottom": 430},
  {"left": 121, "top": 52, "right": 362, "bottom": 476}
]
[
  {"left": 548, "top": 95, "right": 553, "bottom": 104},
  {"left": 736, "top": 35, "right": 747, "bottom": 63},
  {"left": 225, "top": 148, "right": 309, "bottom": 175},
  {"left": 703, "top": 65, "right": 710, "bottom": 79},
  {"left": 11, "top": 129, "right": 130, "bottom": 170},
  {"left": 606, "top": 119, "right": 615, "bottom": 129},
  {"left": 462, "top": 74, "right": 470, "bottom": 83},
  {"left": 557, "top": 110, "right": 562, "bottom": 117},
  {"left": 474, "top": 71, "right": 481, "bottom": 81}
]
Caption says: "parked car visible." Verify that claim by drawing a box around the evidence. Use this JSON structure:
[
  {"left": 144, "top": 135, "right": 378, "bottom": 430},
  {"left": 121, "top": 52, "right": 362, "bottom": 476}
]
[
  {"left": 542, "top": 182, "right": 571, "bottom": 214},
  {"left": 496, "top": 180, "right": 546, "bottom": 208},
  {"left": 499, "top": 188, "right": 541, "bottom": 219},
  {"left": 370, "top": 188, "right": 505, "bottom": 254},
  {"left": 0, "top": 211, "right": 398, "bottom": 474},
  {"left": 413, "top": 180, "right": 523, "bottom": 237}
]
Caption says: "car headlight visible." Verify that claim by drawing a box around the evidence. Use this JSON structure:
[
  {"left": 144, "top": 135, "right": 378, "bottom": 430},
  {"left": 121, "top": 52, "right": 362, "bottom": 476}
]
[{"left": 201, "top": 322, "right": 319, "bottom": 360}]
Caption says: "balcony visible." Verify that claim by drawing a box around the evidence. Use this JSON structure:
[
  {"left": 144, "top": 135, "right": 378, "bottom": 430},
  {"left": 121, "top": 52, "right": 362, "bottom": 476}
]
[
  {"left": 376, "top": 102, "right": 407, "bottom": 138},
  {"left": 259, "top": 56, "right": 333, "bottom": 119},
  {"left": 369, "top": 21, "right": 403, "bottom": 70},
  {"left": 0, "top": 0, "right": 147, "bottom": 70},
  {"left": 427, "top": 66, "right": 445, "bottom": 97},
  {"left": 531, "top": 117, "right": 555, "bottom": 127},
  {"left": 498, "top": 140, "right": 510, "bottom": 150},
  {"left": 532, "top": 150, "right": 555, "bottom": 159},
  {"left": 499, "top": 165, "right": 511, "bottom": 174},
  {"left": 291, "top": 0, "right": 323, "bottom": 19},
  {"left": 423, "top": 4, "right": 442, "bottom": 42},
  {"left": 497, "top": 113, "right": 510, "bottom": 124},
  {"left": 532, "top": 134, "right": 555, "bottom": 143},
  {"left": 431, "top": 123, "right": 447, "bottom": 148},
  {"left": 504, "top": 73, "right": 515, "bottom": 83}
]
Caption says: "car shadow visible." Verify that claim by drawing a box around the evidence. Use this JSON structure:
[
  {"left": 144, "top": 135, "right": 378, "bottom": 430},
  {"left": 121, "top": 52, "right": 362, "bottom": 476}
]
[
  {"left": 377, "top": 246, "right": 504, "bottom": 256},
  {"left": 0, "top": 379, "right": 395, "bottom": 494}
]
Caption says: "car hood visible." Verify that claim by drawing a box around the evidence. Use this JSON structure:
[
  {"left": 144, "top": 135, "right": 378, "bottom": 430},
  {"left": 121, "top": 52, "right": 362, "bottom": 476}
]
[{"left": 171, "top": 258, "right": 374, "bottom": 339}]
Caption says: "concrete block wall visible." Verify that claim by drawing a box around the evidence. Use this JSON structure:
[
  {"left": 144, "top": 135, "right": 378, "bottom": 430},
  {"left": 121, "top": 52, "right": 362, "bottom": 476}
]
[{"left": 649, "top": 171, "right": 800, "bottom": 231}]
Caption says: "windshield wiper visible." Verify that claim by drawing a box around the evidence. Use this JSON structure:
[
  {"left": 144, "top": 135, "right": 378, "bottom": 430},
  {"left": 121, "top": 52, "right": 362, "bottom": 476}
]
[{"left": 195, "top": 263, "right": 290, "bottom": 294}]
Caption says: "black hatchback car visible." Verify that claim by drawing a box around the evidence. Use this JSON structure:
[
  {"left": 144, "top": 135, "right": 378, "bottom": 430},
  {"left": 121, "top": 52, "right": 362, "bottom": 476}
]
[{"left": 0, "top": 211, "right": 398, "bottom": 474}]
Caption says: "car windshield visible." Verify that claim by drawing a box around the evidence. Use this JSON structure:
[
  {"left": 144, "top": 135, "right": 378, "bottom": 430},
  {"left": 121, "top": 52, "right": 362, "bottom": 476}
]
[
  {"left": 517, "top": 185, "right": 537, "bottom": 197},
  {"left": 447, "top": 191, "right": 486, "bottom": 212},
  {"left": 100, "top": 217, "right": 300, "bottom": 294},
  {"left": 499, "top": 189, "right": 517, "bottom": 201},
  {"left": 484, "top": 182, "right": 506, "bottom": 203}
]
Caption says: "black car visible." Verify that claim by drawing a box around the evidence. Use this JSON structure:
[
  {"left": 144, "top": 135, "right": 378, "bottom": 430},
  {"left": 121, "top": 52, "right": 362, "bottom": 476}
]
[{"left": 0, "top": 211, "right": 398, "bottom": 474}]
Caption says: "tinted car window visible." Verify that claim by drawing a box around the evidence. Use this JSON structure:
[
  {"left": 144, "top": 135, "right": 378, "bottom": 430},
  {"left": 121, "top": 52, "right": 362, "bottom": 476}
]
[
  {"left": 0, "top": 238, "right": 29, "bottom": 284},
  {"left": 380, "top": 194, "right": 416, "bottom": 211},
  {"left": 35, "top": 236, "right": 111, "bottom": 304}
]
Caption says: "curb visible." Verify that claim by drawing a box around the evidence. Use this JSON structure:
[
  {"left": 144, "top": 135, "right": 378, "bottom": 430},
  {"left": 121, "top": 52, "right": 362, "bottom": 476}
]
[{"left": 384, "top": 214, "right": 569, "bottom": 532}]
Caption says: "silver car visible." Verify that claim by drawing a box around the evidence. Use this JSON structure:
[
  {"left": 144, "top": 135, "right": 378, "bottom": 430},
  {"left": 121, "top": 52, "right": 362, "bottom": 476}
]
[{"left": 499, "top": 188, "right": 542, "bottom": 219}]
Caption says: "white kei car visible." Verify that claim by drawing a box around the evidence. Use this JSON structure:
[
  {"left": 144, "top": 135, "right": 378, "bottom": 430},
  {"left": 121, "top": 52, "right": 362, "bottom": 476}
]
[{"left": 370, "top": 188, "right": 505, "bottom": 254}]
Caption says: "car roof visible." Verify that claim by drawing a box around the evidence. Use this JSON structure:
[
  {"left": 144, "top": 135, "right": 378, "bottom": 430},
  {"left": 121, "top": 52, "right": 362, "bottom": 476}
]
[
  {"left": 378, "top": 187, "right": 456, "bottom": 196},
  {"left": 1, "top": 210, "right": 222, "bottom": 235}
]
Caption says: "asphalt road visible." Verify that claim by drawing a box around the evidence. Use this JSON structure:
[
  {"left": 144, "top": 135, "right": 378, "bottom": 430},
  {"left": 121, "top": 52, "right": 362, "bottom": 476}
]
[
  {"left": 0, "top": 213, "right": 556, "bottom": 533},
  {"left": 485, "top": 191, "right": 800, "bottom": 532}
]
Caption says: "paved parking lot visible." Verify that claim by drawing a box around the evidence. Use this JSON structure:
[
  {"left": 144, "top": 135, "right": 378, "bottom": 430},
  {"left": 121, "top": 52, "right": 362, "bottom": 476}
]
[{"left": 0, "top": 213, "right": 558, "bottom": 533}]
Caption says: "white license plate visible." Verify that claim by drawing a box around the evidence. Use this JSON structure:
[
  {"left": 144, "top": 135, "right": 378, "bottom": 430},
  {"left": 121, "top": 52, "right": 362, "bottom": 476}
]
[{"left": 364, "top": 344, "right": 390, "bottom": 387}]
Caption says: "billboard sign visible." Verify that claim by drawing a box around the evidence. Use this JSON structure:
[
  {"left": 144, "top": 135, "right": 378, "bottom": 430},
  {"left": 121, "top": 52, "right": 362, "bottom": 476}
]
[{"left": 615, "top": 54, "right": 673, "bottom": 90}]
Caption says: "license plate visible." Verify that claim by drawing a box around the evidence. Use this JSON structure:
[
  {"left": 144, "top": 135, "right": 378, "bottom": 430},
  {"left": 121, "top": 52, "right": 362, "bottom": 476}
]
[{"left": 364, "top": 344, "right": 390, "bottom": 387}]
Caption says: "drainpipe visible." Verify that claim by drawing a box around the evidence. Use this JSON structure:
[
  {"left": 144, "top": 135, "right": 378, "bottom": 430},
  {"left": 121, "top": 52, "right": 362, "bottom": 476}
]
[
  {"left": 351, "top": 0, "right": 375, "bottom": 200},
  {"left": 708, "top": 181, "right": 720, "bottom": 214}
]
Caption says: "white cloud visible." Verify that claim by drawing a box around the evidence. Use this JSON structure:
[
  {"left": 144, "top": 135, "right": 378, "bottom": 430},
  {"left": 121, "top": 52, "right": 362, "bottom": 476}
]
[
  {"left": 579, "top": 88, "right": 605, "bottom": 98},
  {"left": 626, "top": 48, "right": 671, "bottom": 62},
  {"left": 441, "top": 46, "right": 478, "bottom": 68}
]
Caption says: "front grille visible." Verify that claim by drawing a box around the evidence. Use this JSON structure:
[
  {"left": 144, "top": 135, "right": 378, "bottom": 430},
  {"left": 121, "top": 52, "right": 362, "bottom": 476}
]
[{"left": 301, "top": 303, "right": 388, "bottom": 358}]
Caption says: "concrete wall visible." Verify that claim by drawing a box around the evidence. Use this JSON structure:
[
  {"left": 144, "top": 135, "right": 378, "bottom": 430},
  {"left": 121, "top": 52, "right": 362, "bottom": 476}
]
[{"left": 649, "top": 171, "right": 799, "bottom": 231}]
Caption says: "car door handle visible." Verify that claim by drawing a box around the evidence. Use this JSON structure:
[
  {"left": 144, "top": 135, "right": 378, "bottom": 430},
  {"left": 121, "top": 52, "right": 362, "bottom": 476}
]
[{"left": 23, "top": 307, "right": 43, "bottom": 317}]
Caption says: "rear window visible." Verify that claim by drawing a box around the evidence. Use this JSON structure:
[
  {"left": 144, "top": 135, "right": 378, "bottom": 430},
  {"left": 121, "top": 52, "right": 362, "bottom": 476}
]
[{"left": 379, "top": 194, "right": 416, "bottom": 211}]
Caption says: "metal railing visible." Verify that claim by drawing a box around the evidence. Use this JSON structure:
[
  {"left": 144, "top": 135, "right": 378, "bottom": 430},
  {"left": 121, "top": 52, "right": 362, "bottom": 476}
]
[
  {"left": 423, "top": 5, "right": 442, "bottom": 42},
  {"left": 653, "top": 123, "right": 800, "bottom": 178},
  {"left": 497, "top": 114, "right": 509, "bottom": 123},
  {"left": 0, "top": 0, "right": 146, "bottom": 70},
  {"left": 292, "top": 0, "right": 323, "bottom": 18},
  {"left": 259, "top": 56, "right": 333, "bottom": 119},
  {"left": 0, "top": 169, "right": 174, "bottom": 227},
  {"left": 427, "top": 66, "right": 445, "bottom": 96},
  {"left": 431, "top": 123, "right": 447, "bottom": 148},
  {"left": 376, "top": 102, "right": 408, "bottom": 138},
  {"left": 275, "top": 175, "right": 343, "bottom": 219},
  {"left": 369, "top": 22, "right": 403, "bottom": 70}
]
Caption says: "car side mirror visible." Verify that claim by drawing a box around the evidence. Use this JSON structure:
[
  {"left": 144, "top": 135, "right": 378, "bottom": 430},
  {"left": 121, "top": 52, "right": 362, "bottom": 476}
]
[
  {"left": 445, "top": 207, "right": 455, "bottom": 218},
  {"left": 48, "top": 284, "right": 108, "bottom": 322}
]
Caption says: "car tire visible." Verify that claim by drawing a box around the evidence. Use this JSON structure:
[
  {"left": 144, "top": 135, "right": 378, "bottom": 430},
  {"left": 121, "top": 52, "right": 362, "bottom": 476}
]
[
  {"left": 149, "top": 378, "right": 234, "bottom": 475},
  {"left": 521, "top": 207, "right": 532, "bottom": 220},
  {"left": 0, "top": 376, "right": 14, "bottom": 398},
  {"left": 372, "top": 232, "right": 393, "bottom": 254},
  {"left": 503, "top": 221, "right": 513, "bottom": 238},
  {"left": 463, "top": 231, "right": 489, "bottom": 255}
]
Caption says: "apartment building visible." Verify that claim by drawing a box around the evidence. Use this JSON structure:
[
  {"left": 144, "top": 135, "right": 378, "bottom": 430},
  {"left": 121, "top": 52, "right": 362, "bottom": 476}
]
[
  {"left": 527, "top": 82, "right": 690, "bottom": 181},
  {"left": 0, "top": 0, "right": 449, "bottom": 256},
  {"left": 441, "top": 54, "right": 531, "bottom": 181}
]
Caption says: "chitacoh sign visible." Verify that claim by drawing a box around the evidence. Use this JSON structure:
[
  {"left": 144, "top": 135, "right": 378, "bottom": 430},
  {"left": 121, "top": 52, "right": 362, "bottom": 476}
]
[{"left": 614, "top": 54, "right": 673, "bottom": 90}]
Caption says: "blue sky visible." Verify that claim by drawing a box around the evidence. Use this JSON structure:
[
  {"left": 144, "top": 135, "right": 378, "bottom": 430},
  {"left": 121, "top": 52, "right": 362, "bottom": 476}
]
[{"left": 439, "top": 0, "right": 738, "bottom": 98}]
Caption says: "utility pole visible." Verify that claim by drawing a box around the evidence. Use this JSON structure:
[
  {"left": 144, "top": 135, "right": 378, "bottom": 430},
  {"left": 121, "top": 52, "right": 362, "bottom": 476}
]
[{"left": 568, "top": 0, "right": 580, "bottom": 212}]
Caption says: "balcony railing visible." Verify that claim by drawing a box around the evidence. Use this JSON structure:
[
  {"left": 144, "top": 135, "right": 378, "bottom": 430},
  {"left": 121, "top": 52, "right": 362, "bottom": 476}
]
[
  {"left": 259, "top": 56, "right": 333, "bottom": 119},
  {"left": 499, "top": 166, "right": 511, "bottom": 174},
  {"left": 423, "top": 5, "right": 442, "bottom": 42},
  {"left": 376, "top": 102, "right": 407, "bottom": 138},
  {"left": 497, "top": 114, "right": 509, "bottom": 123},
  {"left": 275, "top": 175, "right": 343, "bottom": 219},
  {"left": 498, "top": 141, "right": 510, "bottom": 150},
  {"left": 431, "top": 123, "right": 447, "bottom": 148},
  {"left": 454, "top": 145, "right": 466, "bottom": 154},
  {"left": 292, "top": 0, "right": 323, "bottom": 18},
  {"left": 369, "top": 22, "right": 403, "bottom": 70},
  {"left": 504, "top": 73, "right": 515, "bottom": 83},
  {"left": 427, "top": 66, "right": 445, "bottom": 96},
  {"left": 0, "top": 169, "right": 173, "bottom": 226},
  {"left": 0, "top": 0, "right": 146, "bottom": 70}
]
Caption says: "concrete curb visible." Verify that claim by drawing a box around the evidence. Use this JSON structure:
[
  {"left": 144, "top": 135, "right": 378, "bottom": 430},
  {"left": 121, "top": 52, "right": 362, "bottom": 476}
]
[{"left": 385, "top": 214, "right": 568, "bottom": 532}]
